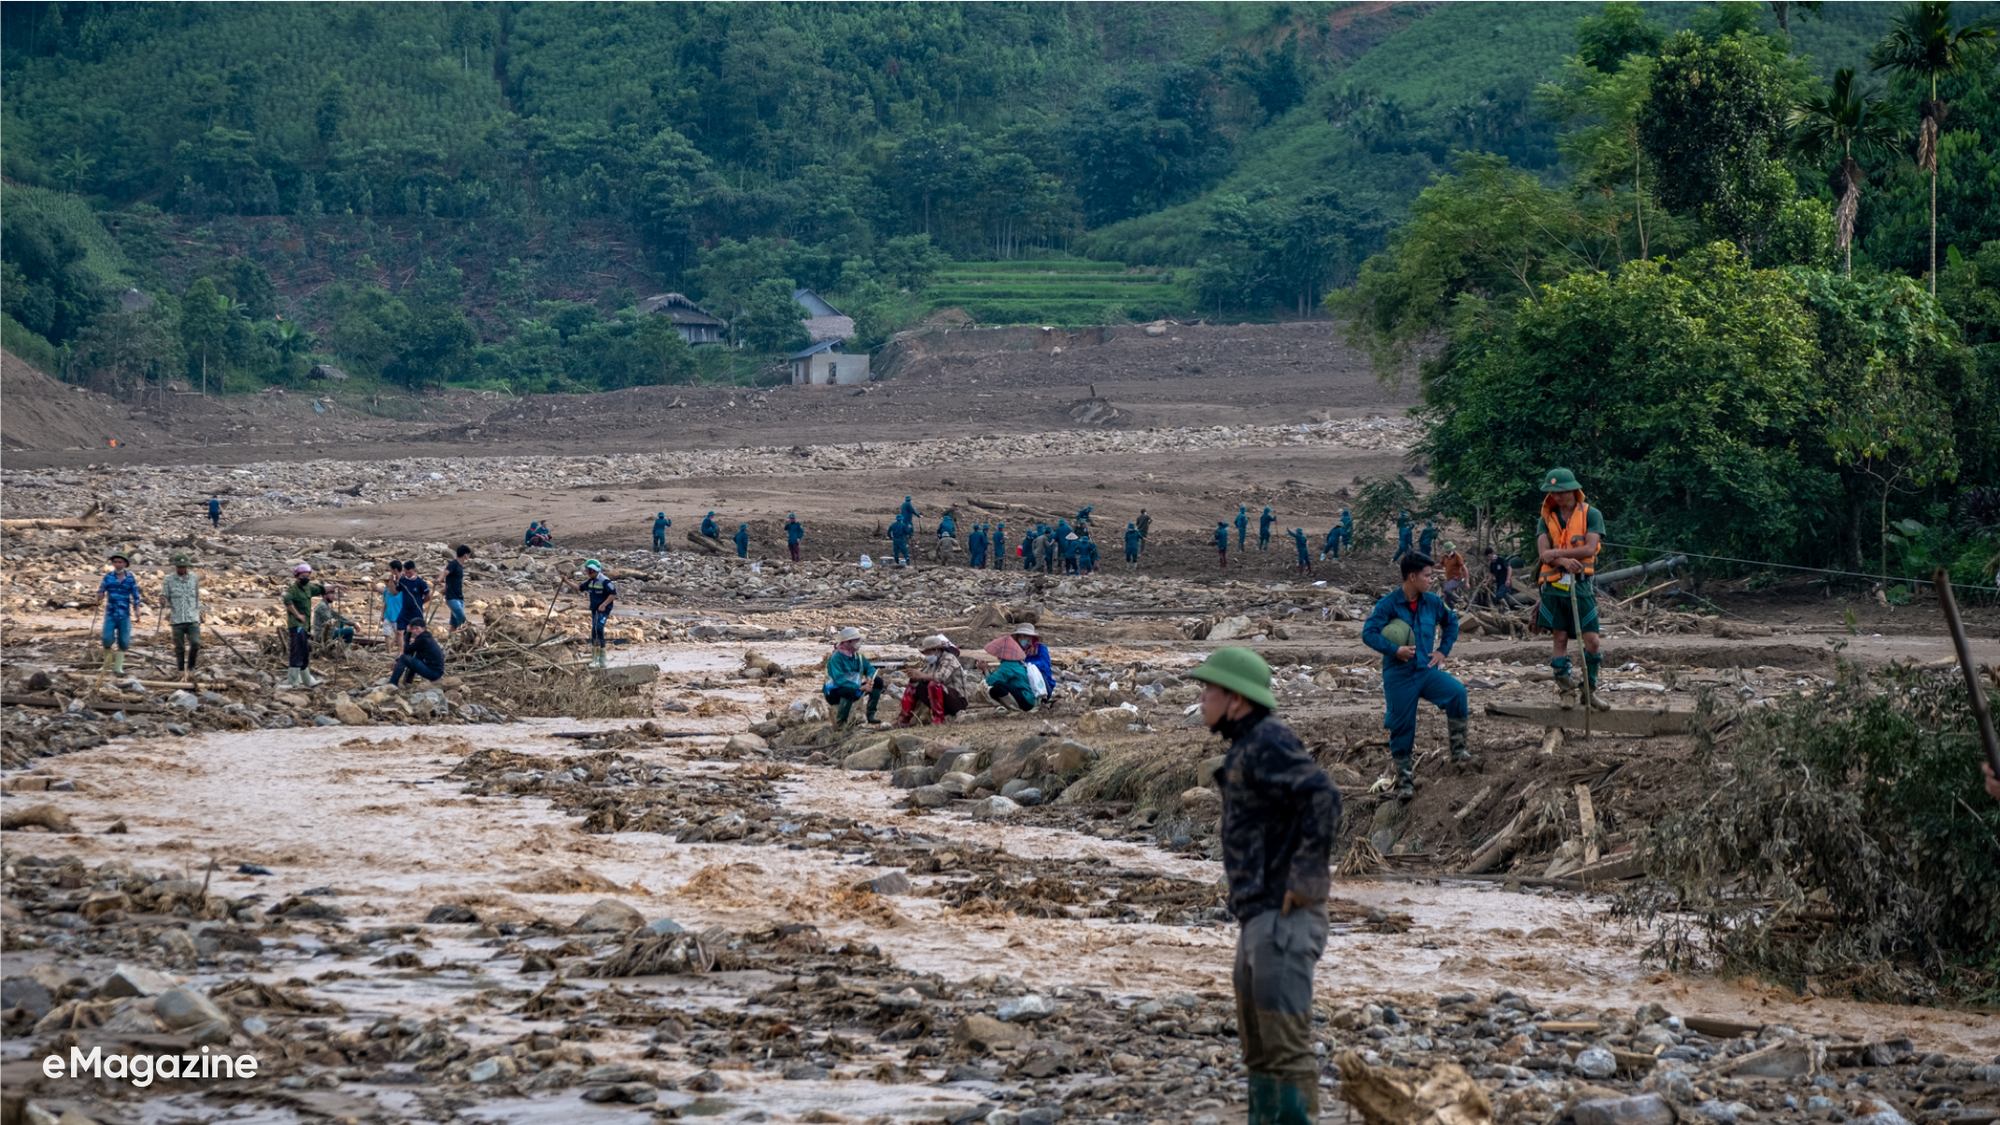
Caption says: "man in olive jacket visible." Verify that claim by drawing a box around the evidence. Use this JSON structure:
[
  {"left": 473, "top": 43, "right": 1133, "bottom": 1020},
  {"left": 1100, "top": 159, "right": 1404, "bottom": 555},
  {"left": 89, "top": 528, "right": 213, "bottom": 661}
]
[{"left": 1189, "top": 647, "right": 1341, "bottom": 1125}]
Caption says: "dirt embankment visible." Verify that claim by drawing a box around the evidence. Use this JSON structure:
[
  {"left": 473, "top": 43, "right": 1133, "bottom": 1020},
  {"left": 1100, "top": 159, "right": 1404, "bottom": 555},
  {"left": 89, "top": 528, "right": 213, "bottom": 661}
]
[{"left": 0, "top": 350, "right": 140, "bottom": 453}]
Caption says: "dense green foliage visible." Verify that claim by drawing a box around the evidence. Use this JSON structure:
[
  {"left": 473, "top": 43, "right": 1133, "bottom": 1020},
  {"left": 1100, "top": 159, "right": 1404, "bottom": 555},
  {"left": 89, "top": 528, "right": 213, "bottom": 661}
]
[
  {"left": 1336, "top": 1, "right": 1999, "bottom": 580},
  {"left": 1629, "top": 664, "right": 2000, "bottom": 1003}
]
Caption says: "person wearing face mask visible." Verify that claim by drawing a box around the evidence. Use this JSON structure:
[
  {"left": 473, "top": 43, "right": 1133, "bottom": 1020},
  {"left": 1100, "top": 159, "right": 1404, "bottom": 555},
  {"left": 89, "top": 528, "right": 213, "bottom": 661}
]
[
  {"left": 1186, "top": 646, "right": 1339, "bottom": 1125},
  {"left": 897, "top": 634, "right": 971, "bottom": 725}
]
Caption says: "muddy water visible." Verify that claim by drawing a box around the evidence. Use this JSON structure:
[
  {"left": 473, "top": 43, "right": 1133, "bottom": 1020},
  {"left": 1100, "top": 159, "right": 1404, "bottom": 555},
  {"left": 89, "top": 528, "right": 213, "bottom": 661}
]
[{"left": 7, "top": 640, "right": 1997, "bottom": 1121}]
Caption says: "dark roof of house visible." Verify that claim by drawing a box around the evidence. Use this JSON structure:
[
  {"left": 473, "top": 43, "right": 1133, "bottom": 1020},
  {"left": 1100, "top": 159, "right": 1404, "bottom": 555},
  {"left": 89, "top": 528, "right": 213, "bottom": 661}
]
[
  {"left": 793, "top": 288, "right": 844, "bottom": 318},
  {"left": 788, "top": 339, "right": 844, "bottom": 361},
  {"left": 639, "top": 292, "right": 725, "bottom": 326}
]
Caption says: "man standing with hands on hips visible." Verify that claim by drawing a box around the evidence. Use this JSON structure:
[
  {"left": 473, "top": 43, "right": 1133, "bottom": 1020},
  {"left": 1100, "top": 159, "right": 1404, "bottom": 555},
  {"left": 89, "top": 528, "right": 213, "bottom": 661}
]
[{"left": 1187, "top": 647, "right": 1339, "bottom": 1125}]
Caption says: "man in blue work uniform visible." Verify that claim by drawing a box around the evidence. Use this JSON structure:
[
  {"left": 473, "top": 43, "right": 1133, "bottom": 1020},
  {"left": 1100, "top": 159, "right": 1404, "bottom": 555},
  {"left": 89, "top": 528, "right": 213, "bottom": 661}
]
[
  {"left": 733, "top": 523, "right": 749, "bottom": 559},
  {"left": 968, "top": 524, "right": 988, "bottom": 568},
  {"left": 786, "top": 514, "right": 804, "bottom": 562},
  {"left": 992, "top": 522, "right": 1007, "bottom": 571},
  {"left": 1392, "top": 510, "right": 1413, "bottom": 562},
  {"left": 1235, "top": 505, "right": 1250, "bottom": 550},
  {"left": 900, "top": 495, "right": 919, "bottom": 531},
  {"left": 1041, "top": 532, "right": 1057, "bottom": 574},
  {"left": 653, "top": 512, "right": 670, "bottom": 553},
  {"left": 1362, "top": 551, "right": 1473, "bottom": 800},
  {"left": 938, "top": 510, "right": 956, "bottom": 541},
  {"left": 1076, "top": 505, "right": 1093, "bottom": 531},
  {"left": 1124, "top": 522, "right": 1141, "bottom": 569},
  {"left": 1062, "top": 532, "right": 1081, "bottom": 575},
  {"left": 1076, "top": 532, "right": 1098, "bottom": 574},
  {"left": 889, "top": 518, "right": 911, "bottom": 567},
  {"left": 207, "top": 497, "right": 222, "bottom": 528},
  {"left": 1215, "top": 521, "right": 1231, "bottom": 568},
  {"left": 1187, "top": 647, "right": 1339, "bottom": 1125},
  {"left": 1418, "top": 521, "right": 1438, "bottom": 559},
  {"left": 1289, "top": 528, "right": 1313, "bottom": 576},
  {"left": 1259, "top": 507, "right": 1275, "bottom": 551},
  {"left": 701, "top": 511, "right": 720, "bottom": 540},
  {"left": 563, "top": 560, "right": 617, "bottom": 669}
]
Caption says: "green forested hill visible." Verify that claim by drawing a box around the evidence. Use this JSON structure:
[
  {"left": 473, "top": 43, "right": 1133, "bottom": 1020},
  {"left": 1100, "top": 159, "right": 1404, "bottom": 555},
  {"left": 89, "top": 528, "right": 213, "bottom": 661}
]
[{"left": 2, "top": 1, "right": 1994, "bottom": 396}]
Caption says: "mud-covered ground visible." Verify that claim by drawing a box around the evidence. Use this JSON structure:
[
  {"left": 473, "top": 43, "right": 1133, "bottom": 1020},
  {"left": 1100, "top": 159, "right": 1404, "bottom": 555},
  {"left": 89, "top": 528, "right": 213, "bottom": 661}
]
[{"left": 4, "top": 345, "right": 1998, "bottom": 1125}]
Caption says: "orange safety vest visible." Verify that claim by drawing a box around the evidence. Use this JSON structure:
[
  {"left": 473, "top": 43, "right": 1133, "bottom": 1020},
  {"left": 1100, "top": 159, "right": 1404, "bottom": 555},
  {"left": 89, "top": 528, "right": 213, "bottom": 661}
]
[{"left": 1538, "top": 494, "right": 1598, "bottom": 585}]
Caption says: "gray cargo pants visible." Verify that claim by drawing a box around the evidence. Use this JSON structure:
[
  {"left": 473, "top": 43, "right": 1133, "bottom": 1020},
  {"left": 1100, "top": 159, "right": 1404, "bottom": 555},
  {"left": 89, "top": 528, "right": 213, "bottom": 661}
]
[{"left": 1233, "top": 902, "right": 1328, "bottom": 1125}]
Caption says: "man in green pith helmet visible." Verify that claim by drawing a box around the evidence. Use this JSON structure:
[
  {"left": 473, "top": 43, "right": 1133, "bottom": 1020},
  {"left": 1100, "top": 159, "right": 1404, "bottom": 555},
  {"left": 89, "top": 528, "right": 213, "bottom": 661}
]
[
  {"left": 1535, "top": 467, "right": 1610, "bottom": 711},
  {"left": 1188, "top": 646, "right": 1339, "bottom": 1125},
  {"left": 161, "top": 552, "right": 204, "bottom": 673}
]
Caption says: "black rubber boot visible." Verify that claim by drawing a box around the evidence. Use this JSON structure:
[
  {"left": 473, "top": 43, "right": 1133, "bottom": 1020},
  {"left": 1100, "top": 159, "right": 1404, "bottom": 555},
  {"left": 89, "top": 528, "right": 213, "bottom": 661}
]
[
  {"left": 1449, "top": 714, "right": 1474, "bottom": 762},
  {"left": 1393, "top": 755, "right": 1416, "bottom": 799}
]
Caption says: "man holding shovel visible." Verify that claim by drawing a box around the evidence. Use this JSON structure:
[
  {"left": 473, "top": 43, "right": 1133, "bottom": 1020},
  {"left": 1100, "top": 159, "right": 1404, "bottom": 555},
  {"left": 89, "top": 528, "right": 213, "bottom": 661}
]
[{"left": 1535, "top": 467, "right": 1610, "bottom": 711}]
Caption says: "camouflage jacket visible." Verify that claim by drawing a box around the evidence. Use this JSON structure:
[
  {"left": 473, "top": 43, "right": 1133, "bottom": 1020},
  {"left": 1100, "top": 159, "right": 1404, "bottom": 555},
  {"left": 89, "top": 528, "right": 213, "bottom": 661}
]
[{"left": 1217, "top": 712, "right": 1341, "bottom": 923}]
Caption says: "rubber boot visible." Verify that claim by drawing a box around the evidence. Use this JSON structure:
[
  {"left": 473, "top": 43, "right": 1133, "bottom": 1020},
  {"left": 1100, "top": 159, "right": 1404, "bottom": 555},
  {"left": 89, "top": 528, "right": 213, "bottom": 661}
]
[
  {"left": 1273, "top": 1071, "right": 1320, "bottom": 1125},
  {"left": 112, "top": 651, "right": 126, "bottom": 675},
  {"left": 185, "top": 645, "right": 199, "bottom": 673},
  {"left": 591, "top": 645, "right": 607, "bottom": 670},
  {"left": 98, "top": 649, "right": 115, "bottom": 674},
  {"left": 1585, "top": 651, "right": 1612, "bottom": 711},
  {"left": 835, "top": 698, "right": 854, "bottom": 726},
  {"left": 1551, "top": 656, "right": 1577, "bottom": 710},
  {"left": 302, "top": 668, "right": 322, "bottom": 687},
  {"left": 1448, "top": 713, "right": 1474, "bottom": 762},
  {"left": 285, "top": 669, "right": 302, "bottom": 688},
  {"left": 1392, "top": 754, "right": 1416, "bottom": 799}
]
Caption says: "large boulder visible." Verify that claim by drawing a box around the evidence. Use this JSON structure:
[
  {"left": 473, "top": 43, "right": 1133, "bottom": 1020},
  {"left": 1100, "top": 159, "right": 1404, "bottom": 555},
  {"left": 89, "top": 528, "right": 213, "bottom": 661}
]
[
  {"left": 843, "top": 741, "right": 895, "bottom": 771},
  {"left": 572, "top": 899, "right": 645, "bottom": 934},
  {"left": 988, "top": 736, "right": 1052, "bottom": 785}
]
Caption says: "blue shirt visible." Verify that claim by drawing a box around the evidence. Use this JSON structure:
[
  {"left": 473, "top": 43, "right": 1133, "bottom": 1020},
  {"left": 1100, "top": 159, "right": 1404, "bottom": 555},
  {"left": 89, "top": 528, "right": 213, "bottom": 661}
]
[
  {"left": 1214, "top": 526, "right": 1230, "bottom": 550},
  {"left": 701, "top": 516, "right": 719, "bottom": 538},
  {"left": 653, "top": 516, "right": 669, "bottom": 534},
  {"left": 99, "top": 571, "right": 141, "bottom": 618},
  {"left": 786, "top": 521, "right": 803, "bottom": 543},
  {"left": 1361, "top": 589, "right": 1460, "bottom": 674}
]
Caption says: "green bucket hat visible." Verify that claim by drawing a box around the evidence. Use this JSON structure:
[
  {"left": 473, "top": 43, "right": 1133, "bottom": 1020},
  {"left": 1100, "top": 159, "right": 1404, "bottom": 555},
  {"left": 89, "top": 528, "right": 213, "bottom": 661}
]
[
  {"left": 1541, "top": 467, "right": 1582, "bottom": 493},
  {"left": 1187, "top": 647, "right": 1277, "bottom": 710}
]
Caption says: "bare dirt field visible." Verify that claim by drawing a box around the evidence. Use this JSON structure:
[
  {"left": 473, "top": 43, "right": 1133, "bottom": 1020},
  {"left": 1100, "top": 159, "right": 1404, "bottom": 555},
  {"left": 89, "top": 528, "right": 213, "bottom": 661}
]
[{"left": 2, "top": 329, "right": 1996, "bottom": 1125}]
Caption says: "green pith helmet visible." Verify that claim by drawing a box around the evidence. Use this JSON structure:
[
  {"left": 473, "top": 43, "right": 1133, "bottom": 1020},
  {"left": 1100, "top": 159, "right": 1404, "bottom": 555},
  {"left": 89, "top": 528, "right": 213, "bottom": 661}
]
[
  {"left": 1542, "top": 467, "right": 1582, "bottom": 493},
  {"left": 171, "top": 552, "right": 193, "bottom": 566},
  {"left": 1187, "top": 647, "right": 1277, "bottom": 710},
  {"left": 1380, "top": 619, "right": 1415, "bottom": 649},
  {"left": 108, "top": 548, "right": 132, "bottom": 563}
]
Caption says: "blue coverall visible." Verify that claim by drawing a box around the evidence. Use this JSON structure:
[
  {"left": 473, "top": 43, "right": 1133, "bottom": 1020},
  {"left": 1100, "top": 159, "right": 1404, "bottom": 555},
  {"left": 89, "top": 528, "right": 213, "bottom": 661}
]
[{"left": 1360, "top": 589, "right": 1468, "bottom": 762}]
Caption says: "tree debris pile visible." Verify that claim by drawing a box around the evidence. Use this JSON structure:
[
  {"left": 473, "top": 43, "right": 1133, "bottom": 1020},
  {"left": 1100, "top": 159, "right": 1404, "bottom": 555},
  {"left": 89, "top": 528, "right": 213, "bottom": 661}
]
[{"left": 1625, "top": 668, "right": 2000, "bottom": 1003}]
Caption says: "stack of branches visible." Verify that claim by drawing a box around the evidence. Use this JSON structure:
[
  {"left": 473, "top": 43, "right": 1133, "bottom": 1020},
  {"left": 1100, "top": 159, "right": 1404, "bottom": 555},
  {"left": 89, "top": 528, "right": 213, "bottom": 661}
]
[
  {"left": 1618, "top": 670, "right": 2000, "bottom": 1004},
  {"left": 482, "top": 664, "right": 634, "bottom": 719},
  {"left": 1059, "top": 741, "right": 1209, "bottom": 812}
]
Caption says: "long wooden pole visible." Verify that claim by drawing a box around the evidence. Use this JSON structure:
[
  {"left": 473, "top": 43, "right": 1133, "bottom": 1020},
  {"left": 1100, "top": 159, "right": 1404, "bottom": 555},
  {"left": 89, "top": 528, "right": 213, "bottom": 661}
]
[{"left": 1932, "top": 568, "right": 2000, "bottom": 779}]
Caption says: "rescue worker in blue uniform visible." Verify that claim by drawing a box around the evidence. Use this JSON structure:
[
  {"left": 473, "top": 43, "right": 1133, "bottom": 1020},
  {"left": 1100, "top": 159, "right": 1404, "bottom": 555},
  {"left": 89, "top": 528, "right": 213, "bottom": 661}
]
[{"left": 1361, "top": 551, "right": 1473, "bottom": 799}]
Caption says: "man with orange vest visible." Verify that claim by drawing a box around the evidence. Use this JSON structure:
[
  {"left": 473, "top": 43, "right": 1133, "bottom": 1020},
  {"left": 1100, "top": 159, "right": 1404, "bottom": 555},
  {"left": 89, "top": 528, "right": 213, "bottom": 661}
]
[{"left": 1535, "top": 467, "right": 1610, "bottom": 711}]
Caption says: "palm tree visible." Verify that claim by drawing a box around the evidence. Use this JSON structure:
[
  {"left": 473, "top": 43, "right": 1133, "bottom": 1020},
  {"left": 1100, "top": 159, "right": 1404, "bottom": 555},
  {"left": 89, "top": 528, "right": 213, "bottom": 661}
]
[
  {"left": 1789, "top": 68, "right": 1909, "bottom": 274},
  {"left": 1869, "top": 1, "right": 1996, "bottom": 293}
]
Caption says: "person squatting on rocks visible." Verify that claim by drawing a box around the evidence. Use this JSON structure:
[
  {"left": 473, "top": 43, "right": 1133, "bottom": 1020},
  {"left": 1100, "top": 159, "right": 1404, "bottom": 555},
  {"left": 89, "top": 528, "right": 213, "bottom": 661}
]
[
  {"left": 897, "top": 634, "right": 971, "bottom": 725},
  {"left": 1187, "top": 647, "right": 1340, "bottom": 1125},
  {"left": 653, "top": 512, "right": 671, "bottom": 553},
  {"left": 786, "top": 514, "right": 804, "bottom": 562},
  {"left": 282, "top": 563, "right": 330, "bottom": 688},
  {"left": 95, "top": 548, "right": 143, "bottom": 676},
  {"left": 562, "top": 560, "right": 617, "bottom": 670},
  {"left": 1535, "top": 467, "right": 1611, "bottom": 711},
  {"left": 701, "top": 511, "right": 720, "bottom": 540},
  {"left": 981, "top": 636, "right": 1039, "bottom": 711},
  {"left": 1013, "top": 623, "right": 1055, "bottom": 703},
  {"left": 313, "top": 587, "right": 355, "bottom": 645},
  {"left": 161, "top": 552, "right": 202, "bottom": 674},
  {"left": 823, "top": 627, "right": 886, "bottom": 725},
  {"left": 440, "top": 545, "right": 472, "bottom": 633},
  {"left": 389, "top": 620, "right": 446, "bottom": 687},
  {"left": 1362, "top": 551, "right": 1472, "bottom": 799}
]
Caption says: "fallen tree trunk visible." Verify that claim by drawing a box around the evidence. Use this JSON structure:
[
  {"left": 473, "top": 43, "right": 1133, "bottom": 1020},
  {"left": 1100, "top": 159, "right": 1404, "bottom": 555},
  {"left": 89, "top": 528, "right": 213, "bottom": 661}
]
[
  {"left": 685, "top": 531, "right": 726, "bottom": 555},
  {"left": 1461, "top": 808, "right": 1529, "bottom": 875},
  {"left": 1, "top": 502, "right": 110, "bottom": 532}
]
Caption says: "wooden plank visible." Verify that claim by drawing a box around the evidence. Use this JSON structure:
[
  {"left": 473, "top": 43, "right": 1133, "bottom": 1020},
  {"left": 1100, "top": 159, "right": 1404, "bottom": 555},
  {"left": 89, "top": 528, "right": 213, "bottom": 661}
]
[
  {"left": 1575, "top": 784, "right": 1600, "bottom": 865},
  {"left": 1539, "top": 1021, "right": 1602, "bottom": 1034},
  {"left": 1684, "top": 1016, "right": 1762, "bottom": 1039},
  {"left": 1487, "top": 703, "right": 1695, "bottom": 736},
  {"left": 1568, "top": 850, "right": 1648, "bottom": 883}
]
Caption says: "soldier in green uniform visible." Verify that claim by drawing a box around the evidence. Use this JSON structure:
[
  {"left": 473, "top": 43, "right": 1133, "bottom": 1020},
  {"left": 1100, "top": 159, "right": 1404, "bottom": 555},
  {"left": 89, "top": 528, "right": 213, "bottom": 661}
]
[{"left": 1534, "top": 468, "right": 1610, "bottom": 711}]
